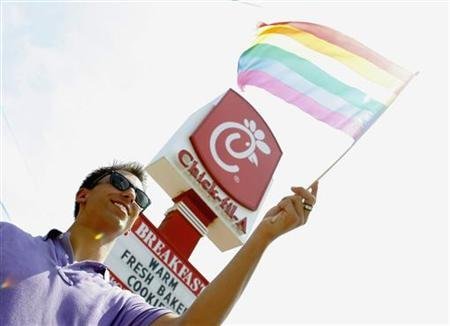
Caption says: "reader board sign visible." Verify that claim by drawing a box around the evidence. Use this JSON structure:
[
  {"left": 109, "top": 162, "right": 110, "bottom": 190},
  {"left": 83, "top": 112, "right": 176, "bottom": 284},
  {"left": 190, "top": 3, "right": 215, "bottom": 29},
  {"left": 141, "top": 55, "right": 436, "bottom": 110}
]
[{"left": 105, "top": 215, "right": 209, "bottom": 313}]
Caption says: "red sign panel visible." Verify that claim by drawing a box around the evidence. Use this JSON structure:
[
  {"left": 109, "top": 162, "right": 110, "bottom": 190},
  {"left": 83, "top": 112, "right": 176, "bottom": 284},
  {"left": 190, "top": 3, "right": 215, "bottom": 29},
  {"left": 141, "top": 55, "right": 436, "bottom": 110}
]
[{"left": 190, "top": 89, "right": 282, "bottom": 211}]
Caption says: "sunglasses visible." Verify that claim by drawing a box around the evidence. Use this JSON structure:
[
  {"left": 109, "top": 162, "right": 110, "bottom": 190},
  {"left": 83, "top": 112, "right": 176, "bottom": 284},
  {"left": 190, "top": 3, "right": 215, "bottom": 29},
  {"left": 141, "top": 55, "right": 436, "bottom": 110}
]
[{"left": 93, "top": 171, "right": 151, "bottom": 210}]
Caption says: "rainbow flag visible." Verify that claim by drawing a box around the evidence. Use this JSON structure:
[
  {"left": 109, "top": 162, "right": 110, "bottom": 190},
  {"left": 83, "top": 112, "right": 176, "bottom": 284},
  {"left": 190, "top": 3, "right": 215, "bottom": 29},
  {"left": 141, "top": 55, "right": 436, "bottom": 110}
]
[{"left": 237, "top": 21, "right": 415, "bottom": 140}]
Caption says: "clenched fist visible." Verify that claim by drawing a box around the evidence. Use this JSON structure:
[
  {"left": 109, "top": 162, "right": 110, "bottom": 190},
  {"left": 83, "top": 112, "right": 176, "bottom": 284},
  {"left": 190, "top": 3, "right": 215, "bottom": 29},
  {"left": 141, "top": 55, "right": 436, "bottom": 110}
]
[{"left": 257, "top": 181, "right": 319, "bottom": 242}]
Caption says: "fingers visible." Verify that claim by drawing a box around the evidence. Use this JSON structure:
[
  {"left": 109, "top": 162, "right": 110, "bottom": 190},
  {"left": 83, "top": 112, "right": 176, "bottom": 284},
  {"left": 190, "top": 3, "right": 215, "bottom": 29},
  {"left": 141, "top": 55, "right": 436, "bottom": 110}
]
[
  {"left": 265, "top": 204, "right": 282, "bottom": 220},
  {"left": 269, "top": 182, "right": 319, "bottom": 229},
  {"left": 278, "top": 198, "right": 298, "bottom": 217},
  {"left": 291, "top": 195, "right": 303, "bottom": 214},
  {"left": 269, "top": 210, "right": 285, "bottom": 223},
  {"left": 309, "top": 181, "right": 319, "bottom": 198},
  {"left": 278, "top": 195, "right": 306, "bottom": 226},
  {"left": 291, "top": 182, "right": 319, "bottom": 219},
  {"left": 291, "top": 184, "right": 317, "bottom": 206}
]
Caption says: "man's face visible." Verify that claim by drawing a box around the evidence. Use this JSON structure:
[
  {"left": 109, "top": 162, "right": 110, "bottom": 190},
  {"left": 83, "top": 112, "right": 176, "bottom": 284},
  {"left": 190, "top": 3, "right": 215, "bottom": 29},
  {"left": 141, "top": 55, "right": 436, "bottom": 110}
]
[{"left": 76, "top": 170, "right": 144, "bottom": 236}]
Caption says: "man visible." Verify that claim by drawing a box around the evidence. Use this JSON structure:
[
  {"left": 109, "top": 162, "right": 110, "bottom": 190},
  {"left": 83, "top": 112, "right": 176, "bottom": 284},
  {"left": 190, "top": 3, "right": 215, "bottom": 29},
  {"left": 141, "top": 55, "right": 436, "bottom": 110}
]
[{"left": 0, "top": 162, "right": 318, "bottom": 325}]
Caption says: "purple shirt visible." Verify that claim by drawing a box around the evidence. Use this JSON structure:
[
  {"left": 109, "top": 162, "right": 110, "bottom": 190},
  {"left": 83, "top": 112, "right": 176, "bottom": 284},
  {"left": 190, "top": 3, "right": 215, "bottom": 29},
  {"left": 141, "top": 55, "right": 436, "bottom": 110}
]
[{"left": 0, "top": 222, "right": 172, "bottom": 325}]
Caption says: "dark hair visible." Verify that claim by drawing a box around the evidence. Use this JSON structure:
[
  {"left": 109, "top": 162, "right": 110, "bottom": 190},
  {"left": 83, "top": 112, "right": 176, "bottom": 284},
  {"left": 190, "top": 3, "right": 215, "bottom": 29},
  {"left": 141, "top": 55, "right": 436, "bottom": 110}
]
[{"left": 74, "top": 161, "right": 147, "bottom": 217}]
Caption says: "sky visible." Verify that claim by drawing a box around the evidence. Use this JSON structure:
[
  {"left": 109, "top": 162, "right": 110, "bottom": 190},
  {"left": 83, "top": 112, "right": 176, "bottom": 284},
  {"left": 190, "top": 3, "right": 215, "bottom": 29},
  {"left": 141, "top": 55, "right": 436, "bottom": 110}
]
[{"left": 1, "top": 1, "right": 448, "bottom": 324}]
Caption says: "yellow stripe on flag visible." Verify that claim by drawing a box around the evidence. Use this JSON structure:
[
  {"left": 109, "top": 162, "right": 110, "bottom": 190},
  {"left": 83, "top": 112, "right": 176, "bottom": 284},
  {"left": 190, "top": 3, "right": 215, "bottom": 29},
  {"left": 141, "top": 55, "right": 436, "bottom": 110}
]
[{"left": 258, "top": 24, "right": 404, "bottom": 91}]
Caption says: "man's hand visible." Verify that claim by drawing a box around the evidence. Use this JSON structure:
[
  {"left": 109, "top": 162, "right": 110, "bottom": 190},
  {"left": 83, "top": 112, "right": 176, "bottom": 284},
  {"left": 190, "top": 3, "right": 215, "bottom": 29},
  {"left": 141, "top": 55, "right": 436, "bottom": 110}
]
[
  {"left": 257, "top": 181, "right": 319, "bottom": 242},
  {"left": 156, "top": 181, "right": 319, "bottom": 326}
]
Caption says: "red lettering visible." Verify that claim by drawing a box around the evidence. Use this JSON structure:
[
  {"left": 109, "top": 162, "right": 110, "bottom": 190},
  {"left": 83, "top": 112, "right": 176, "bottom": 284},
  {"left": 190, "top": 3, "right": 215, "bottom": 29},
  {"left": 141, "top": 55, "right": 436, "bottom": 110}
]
[
  {"left": 177, "top": 149, "right": 246, "bottom": 232},
  {"left": 220, "top": 197, "right": 229, "bottom": 209},
  {"left": 188, "top": 160, "right": 199, "bottom": 178},
  {"left": 182, "top": 271, "right": 193, "bottom": 285},
  {"left": 197, "top": 171, "right": 205, "bottom": 182},
  {"left": 208, "top": 182, "right": 219, "bottom": 200},
  {"left": 200, "top": 178, "right": 211, "bottom": 191},
  {"left": 190, "top": 277, "right": 205, "bottom": 292},
  {"left": 224, "top": 202, "right": 235, "bottom": 219},
  {"left": 135, "top": 222, "right": 149, "bottom": 239},
  {"left": 236, "top": 218, "right": 247, "bottom": 233},
  {"left": 229, "top": 205, "right": 237, "bottom": 219},
  {"left": 143, "top": 231, "right": 158, "bottom": 247},
  {"left": 153, "top": 240, "right": 165, "bottom": 255},
  {"left": 178, "top": 265, "right": 190, "bottom": 279},
  {"left": 160, "top": 248, "right": 171, "bottom": 264},
  {"left": 168, "top": 256, "right": 182, "bottom": 274},
  {"left": 178, "top": 149, "right": 193, "bottom": 167}
]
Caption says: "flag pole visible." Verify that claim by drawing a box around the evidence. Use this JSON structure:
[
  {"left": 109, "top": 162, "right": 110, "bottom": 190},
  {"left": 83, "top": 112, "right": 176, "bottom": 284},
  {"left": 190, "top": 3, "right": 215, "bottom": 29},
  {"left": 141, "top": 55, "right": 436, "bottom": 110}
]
[{"left": 307, "top": 139, "right": 357, "bottom": 190}]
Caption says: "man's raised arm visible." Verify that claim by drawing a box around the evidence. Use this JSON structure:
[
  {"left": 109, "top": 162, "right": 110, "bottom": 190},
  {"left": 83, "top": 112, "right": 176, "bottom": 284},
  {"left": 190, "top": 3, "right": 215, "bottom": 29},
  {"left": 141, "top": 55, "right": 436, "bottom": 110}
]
[{"left": 153, "top": 182, "right": 318, "bottom": 326}]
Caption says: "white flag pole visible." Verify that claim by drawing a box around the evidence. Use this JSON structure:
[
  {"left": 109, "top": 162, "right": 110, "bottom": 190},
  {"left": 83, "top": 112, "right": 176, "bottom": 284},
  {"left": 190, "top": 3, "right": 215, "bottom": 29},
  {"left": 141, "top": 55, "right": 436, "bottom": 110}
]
[{"left": 307, "top": 139, "right": 357, "bottom": 190}]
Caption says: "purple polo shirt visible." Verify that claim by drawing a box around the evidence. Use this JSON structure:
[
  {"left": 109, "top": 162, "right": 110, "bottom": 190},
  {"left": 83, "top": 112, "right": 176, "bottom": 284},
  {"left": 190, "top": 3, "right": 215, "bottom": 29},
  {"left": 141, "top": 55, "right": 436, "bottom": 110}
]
[{"left": 0, "top": 222, "right": 173, "bottom": 325}]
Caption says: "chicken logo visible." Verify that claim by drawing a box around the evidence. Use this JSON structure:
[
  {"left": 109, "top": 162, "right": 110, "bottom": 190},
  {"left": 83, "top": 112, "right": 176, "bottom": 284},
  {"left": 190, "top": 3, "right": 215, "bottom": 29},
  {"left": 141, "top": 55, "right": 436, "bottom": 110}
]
[
  {"left": 210, "top": 119, "right": 271, "bottom": 173},
  {"left": 190, "top": 89, "right": 282, "bottom": 211}
]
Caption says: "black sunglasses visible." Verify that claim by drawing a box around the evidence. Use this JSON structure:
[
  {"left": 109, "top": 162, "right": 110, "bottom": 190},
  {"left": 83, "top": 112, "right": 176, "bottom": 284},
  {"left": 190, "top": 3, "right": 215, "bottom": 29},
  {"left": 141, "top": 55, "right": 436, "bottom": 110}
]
[{"left": 93, "top": 171, "right": 151, "bottom": 210}]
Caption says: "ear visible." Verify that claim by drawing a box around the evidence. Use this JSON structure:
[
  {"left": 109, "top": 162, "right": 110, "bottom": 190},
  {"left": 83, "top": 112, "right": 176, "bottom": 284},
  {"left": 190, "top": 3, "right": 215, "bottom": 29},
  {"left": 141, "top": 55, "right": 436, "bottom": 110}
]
[{"left": 76, "top": 188, "right": 90, "bottom": 204}]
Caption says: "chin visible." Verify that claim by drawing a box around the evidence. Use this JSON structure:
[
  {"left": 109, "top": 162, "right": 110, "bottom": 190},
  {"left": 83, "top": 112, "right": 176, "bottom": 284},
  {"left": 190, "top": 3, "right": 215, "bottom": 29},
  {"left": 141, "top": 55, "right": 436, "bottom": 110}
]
[{"left": 95, "top": 214, "right": 127, "bottom": 234}]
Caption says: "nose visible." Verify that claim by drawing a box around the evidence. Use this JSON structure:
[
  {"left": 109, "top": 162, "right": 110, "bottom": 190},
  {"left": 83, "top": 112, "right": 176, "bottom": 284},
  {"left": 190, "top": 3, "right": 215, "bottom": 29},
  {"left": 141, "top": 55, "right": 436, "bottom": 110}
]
[{"left": 121, "top": 187, "right": 136, "bottom": 204}]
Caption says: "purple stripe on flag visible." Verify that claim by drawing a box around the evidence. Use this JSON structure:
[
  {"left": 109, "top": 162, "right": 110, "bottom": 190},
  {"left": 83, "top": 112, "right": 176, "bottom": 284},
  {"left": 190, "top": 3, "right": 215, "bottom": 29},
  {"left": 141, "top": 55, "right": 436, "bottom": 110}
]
[{"left": 238, "top": 70, "right": 364, "bottom": 138}]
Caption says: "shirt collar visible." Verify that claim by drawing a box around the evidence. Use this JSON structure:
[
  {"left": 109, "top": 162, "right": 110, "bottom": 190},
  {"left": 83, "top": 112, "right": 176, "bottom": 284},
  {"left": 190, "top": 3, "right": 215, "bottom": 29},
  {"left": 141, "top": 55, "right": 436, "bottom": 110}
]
[
  {"left": 44, "top": 228, "right": 63, "bottom": 240},
  {"left": 44, "top": 228, "right": 108, "bottom": 278}
]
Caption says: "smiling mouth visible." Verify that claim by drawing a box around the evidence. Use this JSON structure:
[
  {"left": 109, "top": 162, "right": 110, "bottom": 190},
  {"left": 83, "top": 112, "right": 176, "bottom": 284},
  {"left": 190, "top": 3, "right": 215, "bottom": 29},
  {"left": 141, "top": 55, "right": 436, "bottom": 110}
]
[{"left": 112, "top": 201, "right": 129, "bottom": 216}]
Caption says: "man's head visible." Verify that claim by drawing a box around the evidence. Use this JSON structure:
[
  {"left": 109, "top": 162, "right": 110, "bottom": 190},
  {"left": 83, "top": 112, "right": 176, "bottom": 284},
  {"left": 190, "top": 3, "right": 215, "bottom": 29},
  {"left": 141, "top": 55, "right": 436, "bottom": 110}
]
[{"left": 74, "top": 162, "right": 149, "bottom": 235}]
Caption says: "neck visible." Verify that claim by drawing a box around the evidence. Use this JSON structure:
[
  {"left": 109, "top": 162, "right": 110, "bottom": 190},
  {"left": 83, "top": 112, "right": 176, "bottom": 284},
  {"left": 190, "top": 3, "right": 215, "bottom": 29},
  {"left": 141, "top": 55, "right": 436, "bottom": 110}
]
[{"left": 67, "top": 221, "right": 118, "bottom": 263}]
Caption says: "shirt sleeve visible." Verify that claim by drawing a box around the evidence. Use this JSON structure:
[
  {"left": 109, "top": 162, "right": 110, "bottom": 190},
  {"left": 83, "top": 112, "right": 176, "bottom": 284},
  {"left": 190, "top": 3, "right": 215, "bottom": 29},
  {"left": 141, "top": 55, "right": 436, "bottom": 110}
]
[{"left": 111, "top": 288, "right": 174, "bottom": 326}]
